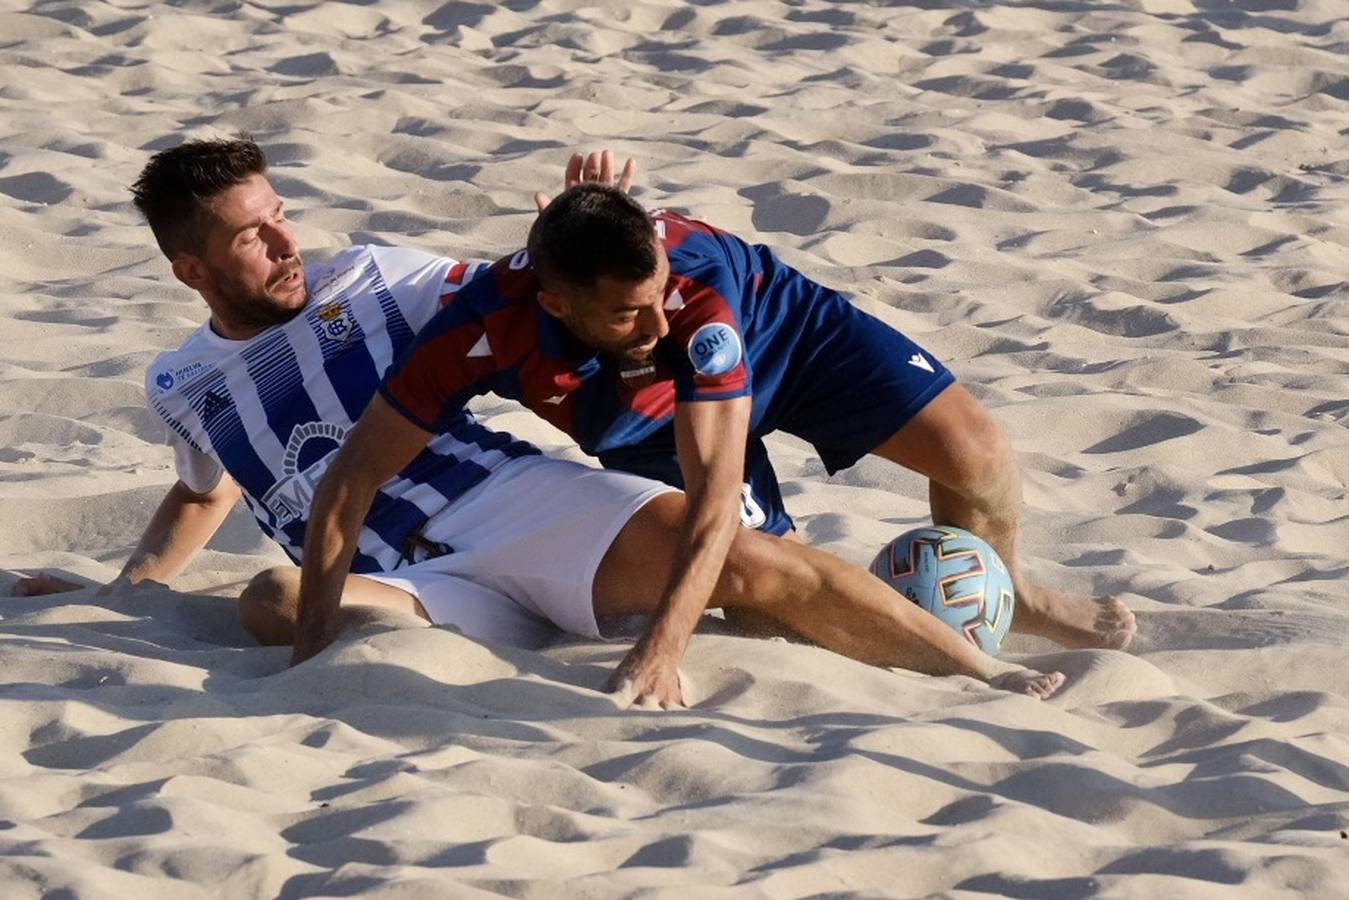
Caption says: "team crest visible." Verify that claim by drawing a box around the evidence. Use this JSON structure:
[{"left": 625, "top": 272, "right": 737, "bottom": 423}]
[
  {"left": 314, "top": 302, "right": 356, "bottom": 342},
  {"left": 619, "top": 354, "right": 658, "bottom": 389}
]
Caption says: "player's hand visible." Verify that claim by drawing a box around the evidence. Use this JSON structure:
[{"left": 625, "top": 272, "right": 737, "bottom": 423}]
[
  {"left": 604, "top": 639, "right": 685, "bottom": 709},
  {"left": 534, "top": 150, "right": 637, "bottom": 211},
  {"left": 11, "top": 572, "right": 86, "bottom": 596}
]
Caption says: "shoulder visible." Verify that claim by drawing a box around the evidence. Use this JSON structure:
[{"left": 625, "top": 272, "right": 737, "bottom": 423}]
[
  {"left": 143, "top": 327, "right": 216, "bottom": 401},
  {"left": 311, "top": 243, "right": 456, "bottom": 291},
  {"left": 451, "top": 249, "right": 539, "bottom": 312},
  {"left": 652, "top": 209, "right": 730, "bottom": 247},
  {"left": 653, "top": 210, "right": 743, "bottom": 274}
]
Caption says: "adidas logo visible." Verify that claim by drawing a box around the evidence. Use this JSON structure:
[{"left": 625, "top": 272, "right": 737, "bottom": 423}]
[
  {"left": 542, "top": 394, "right": 567, "bottom": 405},
  {"left": 908, "top": 353, "right": 934, "bottom": 373}
]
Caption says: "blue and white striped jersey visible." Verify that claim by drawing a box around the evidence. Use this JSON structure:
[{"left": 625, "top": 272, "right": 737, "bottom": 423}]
[{"left": 144, "top": 244, "right": 534, "bottom": 574}]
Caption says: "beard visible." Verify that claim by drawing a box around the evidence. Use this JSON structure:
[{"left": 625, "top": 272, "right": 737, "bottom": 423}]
[
  {"left": 208, "top": 260, "right": 307, "bottom": 331},
  {"left": 560, "top": 315, "right": 654, "bottom": 362}
]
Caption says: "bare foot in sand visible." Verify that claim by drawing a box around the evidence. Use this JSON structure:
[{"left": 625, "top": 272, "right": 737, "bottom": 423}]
[
  {"left": 1013, "top": 581, "right": 1136, "bottom": 650},
  {"left": 12, "top": 573, "right": 85, "bottom": 597},
  {"left": 990, "top": 668, "right": 1066, "bottom": 699}
]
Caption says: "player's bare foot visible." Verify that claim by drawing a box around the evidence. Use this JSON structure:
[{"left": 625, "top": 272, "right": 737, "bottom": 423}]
[
  {"left": 1014, "top": 582, "right": 1136, "bottom": 651},
  {"left": 12, "top": 573, "right": 85, "bottom": 597},
  {"left": 990, "top": 668, "right": 1065, "bottom": 699}
]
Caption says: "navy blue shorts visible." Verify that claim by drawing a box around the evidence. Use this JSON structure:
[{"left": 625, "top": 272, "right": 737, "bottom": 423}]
[
  {"left": 601, "top": 293, "right": 955, "bottom": 536},
  {"left": 747, "top": 293, "right": 954, "bottom": 533}
]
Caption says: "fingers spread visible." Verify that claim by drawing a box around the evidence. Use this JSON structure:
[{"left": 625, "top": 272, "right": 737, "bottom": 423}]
[
  {"left": 617, "top": 158, "right": 637, "bottom": 193},
  {"left": 564, "top": 152, "right": 584, "bottom": 189}
]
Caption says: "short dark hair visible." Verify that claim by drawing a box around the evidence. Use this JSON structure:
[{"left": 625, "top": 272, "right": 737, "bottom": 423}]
[
  {"left": 130, "top": 134, "right": 268, "bottom": 259},
  {"left": 527, "top": 184, "right": 658, "bottom": 292}
]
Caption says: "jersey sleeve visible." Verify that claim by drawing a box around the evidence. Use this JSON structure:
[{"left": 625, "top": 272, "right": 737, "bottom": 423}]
[
  {"left": 664, "top": 266, "right": 753, "bottom": 404},
  {"left": 143, "top": 352, "right": 225, "bottom": 493},
  {"left": 170, "top": 432, "right": 225, "bottom": 494},
  {"left": 377, "top": 281, "right": 500, "bottom": 433}
]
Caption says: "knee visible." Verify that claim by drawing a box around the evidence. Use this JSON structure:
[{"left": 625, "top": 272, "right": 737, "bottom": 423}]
[
  {"left": 719, "top": 529, "right": 824, "bottom": 612},
  {"left": 943, "top": 408, "right": 1017, "bottom": 495},
  {"left": 238, "top": 566, "right": 299, "bottom": 643}
]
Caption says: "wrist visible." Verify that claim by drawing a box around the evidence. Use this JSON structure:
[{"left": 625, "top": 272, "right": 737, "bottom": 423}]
[{"left": 639, "top": 616, "right": 690, "bottom": 659}]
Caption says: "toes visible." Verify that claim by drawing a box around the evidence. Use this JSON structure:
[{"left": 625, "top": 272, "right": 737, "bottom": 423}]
[
  {"left": 1032, "top": 672, "right": 1066, "bottom": 699},
  {"left": 1095, "top": 599, "right": 1138, "bottom": 648}
]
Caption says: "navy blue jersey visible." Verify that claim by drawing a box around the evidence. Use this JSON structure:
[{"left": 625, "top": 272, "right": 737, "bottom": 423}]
[{"left": 382, "top": 210, "right": 954, "bottom": 533}]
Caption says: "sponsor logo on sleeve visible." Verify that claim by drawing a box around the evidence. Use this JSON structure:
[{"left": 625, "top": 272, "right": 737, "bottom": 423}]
[
  {"left": 687, "top": 322, "right": 742, "bottom": 377},
  {"left": 153, "top": 361, "right": 208, "bottom": 393}
]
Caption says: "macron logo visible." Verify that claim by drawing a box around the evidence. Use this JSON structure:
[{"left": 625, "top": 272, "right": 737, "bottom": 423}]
[{"left": 908, "top": 353, "right": 934, "bottom": 373}]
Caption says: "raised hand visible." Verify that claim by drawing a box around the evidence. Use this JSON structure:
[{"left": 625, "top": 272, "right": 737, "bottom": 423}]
[{"left": 535, "top": 149, "right": 637, "bottom": 211}]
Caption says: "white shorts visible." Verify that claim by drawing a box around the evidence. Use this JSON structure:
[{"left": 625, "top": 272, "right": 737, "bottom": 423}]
[{"left": 361, "top": 455, "right": 676, "bottom": 647}]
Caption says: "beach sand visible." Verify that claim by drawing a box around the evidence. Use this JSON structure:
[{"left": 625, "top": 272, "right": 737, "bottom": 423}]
[{"left": 1, "top": 0, "right": 1347, "bottom": 895}]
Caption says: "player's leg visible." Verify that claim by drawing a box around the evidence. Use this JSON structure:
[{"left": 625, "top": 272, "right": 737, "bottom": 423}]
[
  {"left": 777, "top": 291, "right": 1134, "bottom": 651},
  {"left": 869, "top": 383, "right": 1135, "bottom": 650},
  {"left": 238, "top": 566, "right": 428, "bottom": 645},
  {"left": 592, "top": 492, "right": 1065, "bottom": 698}
]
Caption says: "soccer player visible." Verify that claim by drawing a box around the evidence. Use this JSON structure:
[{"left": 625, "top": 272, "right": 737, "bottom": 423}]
[
  {"left": 14, "top": 136, "right": 1066, "bottom": 701},
  {"left": 380, "top": 183, "right": 1136, "bottom": 705}
]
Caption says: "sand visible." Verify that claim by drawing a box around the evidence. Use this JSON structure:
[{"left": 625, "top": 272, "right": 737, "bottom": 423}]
[{"left": 1, "top": 0, "right": 1347, "bottom": 896}]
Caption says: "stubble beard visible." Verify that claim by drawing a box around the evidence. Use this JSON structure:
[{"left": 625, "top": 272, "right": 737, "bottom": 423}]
[{"left": 212, "top": 261, "right": 307, "bottom": 332}]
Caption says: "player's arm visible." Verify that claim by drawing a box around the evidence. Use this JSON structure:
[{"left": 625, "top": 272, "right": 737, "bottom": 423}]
[
  {"left": 117, "top": 476, "right": 243, "bottom": 587},
  {"left": 14, "top": 476, "right": 242, "bottom": 597},
  {"left": 607, "top": 394, "right": 751, "bottom": 707},
  {"left": 291, "top": 395, "right": 432, "bottom": 666}
]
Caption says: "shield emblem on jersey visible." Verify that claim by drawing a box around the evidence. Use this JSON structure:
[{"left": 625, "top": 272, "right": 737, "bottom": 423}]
[{"left": 316, "top": 302, "right": 355, "bottom": 342}]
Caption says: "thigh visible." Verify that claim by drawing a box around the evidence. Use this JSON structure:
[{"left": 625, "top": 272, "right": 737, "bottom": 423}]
[
  {"left": 344, "top": 573, "right": 430, "bottom": 619},
  {"left": 364, "top": 567, "right": 560, "bottom": 648},
  {"left": 869, "top": 382, "right": 1009, "bottom": 486},
  {"left": 422, "top": 456, "right": 677, "bottom": 638},
  {"left": 245, "top": 565, "right": 430, "bottom": 620},
  {"left": 783, "top": 301, "right": 956, "bottom": 474},
  {"left": 592, "top": 492, "right": 801, "bottom": 618}
]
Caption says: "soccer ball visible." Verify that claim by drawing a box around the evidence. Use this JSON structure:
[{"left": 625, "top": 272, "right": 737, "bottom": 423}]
[{"left": 870, "top": 526, "right": 1015, "bottom": 655}]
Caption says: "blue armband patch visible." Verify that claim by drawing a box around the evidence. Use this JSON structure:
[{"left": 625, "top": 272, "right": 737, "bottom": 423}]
[{"left": 687, "top": 322, "right": 742, "bottom": 377}]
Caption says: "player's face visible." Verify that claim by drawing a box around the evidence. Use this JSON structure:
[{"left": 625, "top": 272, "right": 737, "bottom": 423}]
[
  {"left": 194, "top": 174, "right": 306, "bottom": 336},
  {"left": 562, "top": 246, "right": 672, "bottom": 362}
]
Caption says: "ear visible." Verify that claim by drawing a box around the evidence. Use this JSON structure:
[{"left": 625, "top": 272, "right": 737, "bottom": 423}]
[
  {"left": 171, "top": 254, "right": 210, "bottom": 293},
  {"left": 536, "top": 288, "right": 570, "bottom": 320}
]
